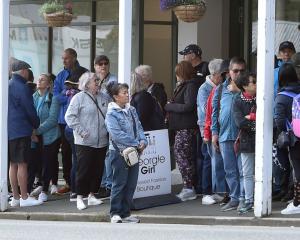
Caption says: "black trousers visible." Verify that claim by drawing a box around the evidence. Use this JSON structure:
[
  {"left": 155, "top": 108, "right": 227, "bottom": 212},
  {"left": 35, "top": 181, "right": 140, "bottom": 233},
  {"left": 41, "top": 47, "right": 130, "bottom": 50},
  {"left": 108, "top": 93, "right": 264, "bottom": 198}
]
[
  {"left": 75, "top": 145, "right": 107, "bottom": 196},
  {"left": 59, "top": 124, "right": 72, "bottom": 186},
  {"left": 290, "top": 141, "right": 300, "bottom": 182},
  {"left": 41, "top": 139, "right": 60, "bottom": 192}
]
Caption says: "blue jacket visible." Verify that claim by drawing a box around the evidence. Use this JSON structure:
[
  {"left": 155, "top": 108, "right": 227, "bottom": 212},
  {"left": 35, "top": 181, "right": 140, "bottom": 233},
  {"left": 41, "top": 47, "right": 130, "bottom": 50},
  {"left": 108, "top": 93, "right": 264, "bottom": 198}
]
[
  {"left": 8, "top": 74, "right": 40, "bottom": 140},
  {"left": 33, "top": 91, "right": 61, "bottom": 145},
  {"left": 105, "top": 102, "right": 147, "bottom": 152},
  {"left": 211, "top": 79, "right": 239, "bottom": 143},
  {"left": 53, "top": 62, "right": 87, "bottom": 124},
  {"left": 197, "top": 76, "right": 215, "bottom": 136}
]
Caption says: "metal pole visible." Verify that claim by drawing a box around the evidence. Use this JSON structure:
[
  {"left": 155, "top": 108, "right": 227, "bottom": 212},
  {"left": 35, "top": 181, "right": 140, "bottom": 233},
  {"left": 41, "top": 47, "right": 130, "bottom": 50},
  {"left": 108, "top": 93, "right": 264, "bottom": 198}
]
[
  {"left": 254, "top": 0, "right": 275, "bottom": 217},
  {"left": 0, "top": 0, "right": 10, "bottom": 212},
  {"left": 118, "top": 0, "right": 132, "bottom": 85}
]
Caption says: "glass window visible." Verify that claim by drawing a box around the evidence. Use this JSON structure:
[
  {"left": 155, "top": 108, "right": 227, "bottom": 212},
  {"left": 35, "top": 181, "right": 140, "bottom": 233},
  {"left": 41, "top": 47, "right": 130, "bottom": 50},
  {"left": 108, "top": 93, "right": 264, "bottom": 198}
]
[
  {"left": 10, "top": 3, "right": 44, "bottom": 25},
  {"left": 144, "top": 0, "right": 172, "bottom": 22},
  {"left": 95, "top": 25, "right": 119, "bottom": 75},
  {"left": 52, "top": 26, "right": 91, "bottom": 75},
  {"left": 10, "top": 27, "right": 48, "bottom": 79},
  {"left": 71, "top": 1, "right": 91, "bottom": 23},
  {"left": 96, "top": 0, "right": 119, "bottom": 22},
  {"left": 143, "top": 25, "right": 172, "bottom": 97}
]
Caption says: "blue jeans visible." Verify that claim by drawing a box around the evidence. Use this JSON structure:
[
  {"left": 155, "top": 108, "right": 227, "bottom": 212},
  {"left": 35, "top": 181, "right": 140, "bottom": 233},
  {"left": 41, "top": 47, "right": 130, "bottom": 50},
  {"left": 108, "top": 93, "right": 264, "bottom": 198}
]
[
  {"left": 64, "top": 129, "right": 77, "bottom": 193},
  {"left": 200, "top": 141, "right": 212, "bottom": 194},
  {"left": 109, "top": 150, "right": 139, "bottom": 218},
  {"left": 219, "top": 141, "right": 244, "bottom": 202},
  {"left": 208, "top": 142, "right": 227, "bottom": 194},
  {"left": 101, "top": 150, "right": 113, "bottom": 189},
  {"left": 241, "top": 152, "right": 255, "bottom": 203}
]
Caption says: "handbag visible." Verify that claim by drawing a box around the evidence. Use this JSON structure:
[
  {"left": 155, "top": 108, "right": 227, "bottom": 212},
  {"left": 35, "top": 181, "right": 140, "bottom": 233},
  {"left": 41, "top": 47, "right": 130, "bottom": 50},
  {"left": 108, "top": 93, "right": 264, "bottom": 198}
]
[
  {"left": 122, "top": 147, "right": 139, "bottom": 167},
  {"left": 277, "top": 119, "right": 298, "bottom": 148}
]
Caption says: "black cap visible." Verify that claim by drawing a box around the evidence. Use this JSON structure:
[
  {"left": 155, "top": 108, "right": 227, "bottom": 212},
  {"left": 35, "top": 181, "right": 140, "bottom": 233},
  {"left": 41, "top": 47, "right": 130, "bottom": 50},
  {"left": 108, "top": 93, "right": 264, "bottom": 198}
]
[
  {"left": 279, "top": 41, "right": 296, "bottom": 52},
  {"left": 10, "top": 57, "right": 31, "bottom": 72},
  {"left": 94, "top": 55, "right": 110, "bottom": 65},
  {"left": 179, "top": 44, "right": 202, "bottom": 57},
  {"left": 220, "top": 59, "right": 230, "bottom": 74}
]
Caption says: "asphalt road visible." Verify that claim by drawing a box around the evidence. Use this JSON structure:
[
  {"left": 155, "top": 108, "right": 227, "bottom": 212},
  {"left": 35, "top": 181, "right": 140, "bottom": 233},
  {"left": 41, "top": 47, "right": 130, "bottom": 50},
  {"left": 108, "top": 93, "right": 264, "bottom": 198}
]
[{"left": 1, "top": 220, "right": 300, "bottom": 240}]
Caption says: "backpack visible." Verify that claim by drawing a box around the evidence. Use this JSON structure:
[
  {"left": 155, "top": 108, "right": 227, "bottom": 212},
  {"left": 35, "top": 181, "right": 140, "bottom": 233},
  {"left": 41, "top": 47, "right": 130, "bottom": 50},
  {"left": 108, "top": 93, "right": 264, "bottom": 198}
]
[{"left": 278, "top": 91, "right": 300, "bottom": 138}]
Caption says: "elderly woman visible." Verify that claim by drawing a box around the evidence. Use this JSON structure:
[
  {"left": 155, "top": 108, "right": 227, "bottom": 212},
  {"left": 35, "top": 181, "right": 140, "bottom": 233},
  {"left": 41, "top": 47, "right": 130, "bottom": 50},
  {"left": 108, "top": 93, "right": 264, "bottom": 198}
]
[
  {"left": 134, "top": 65, "right": 167, "bottom": 114},
  {"left": 130, "top": 72, "right": 165, "bottom": 131},
  {"left": 65, "top": 72, "right": 109, "bottom": 210},
  {"left": 105, "top": 82, "right": 147, "bottom": 223},
  {"left": 165, "top": 61, "right": 198, "bottom": 202},
  {"left": 30, "top": 74, "right": 61, "bottom": 203}
]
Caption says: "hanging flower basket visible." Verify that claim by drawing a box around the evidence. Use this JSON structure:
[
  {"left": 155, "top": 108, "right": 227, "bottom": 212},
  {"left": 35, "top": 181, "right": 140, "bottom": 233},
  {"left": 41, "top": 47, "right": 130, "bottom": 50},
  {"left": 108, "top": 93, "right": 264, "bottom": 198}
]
[
  {"left": 43, "top": 11, "right": 73, "bottom": 27},
  {"left": 173, "top": 4, "right": 206, "bottom": 22}
]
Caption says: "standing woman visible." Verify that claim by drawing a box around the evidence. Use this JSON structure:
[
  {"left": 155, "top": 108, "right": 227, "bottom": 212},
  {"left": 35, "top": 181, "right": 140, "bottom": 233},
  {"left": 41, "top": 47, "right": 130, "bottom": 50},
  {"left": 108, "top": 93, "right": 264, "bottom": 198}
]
[
  {"left": 105, "top": 82, "right": 147, "bottom": 223},
  {"left": 274, "top": 63, "right": 300, "bottom": 214},
  {"left": 65, "top": 72, "right": 109, "bottom": 210},
  {"left": 31, "top": 73, "right": 61, "bottom": 202},
  {"left": 165, "top": 61, "right": 199, "bottom": 201}
]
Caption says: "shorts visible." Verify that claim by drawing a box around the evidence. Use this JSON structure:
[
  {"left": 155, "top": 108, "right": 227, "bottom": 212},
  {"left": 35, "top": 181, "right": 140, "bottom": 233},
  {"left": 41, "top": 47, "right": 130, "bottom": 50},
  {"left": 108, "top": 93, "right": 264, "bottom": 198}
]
[{"left": 8, "top": 136, "right": 31, "bottom": 164}]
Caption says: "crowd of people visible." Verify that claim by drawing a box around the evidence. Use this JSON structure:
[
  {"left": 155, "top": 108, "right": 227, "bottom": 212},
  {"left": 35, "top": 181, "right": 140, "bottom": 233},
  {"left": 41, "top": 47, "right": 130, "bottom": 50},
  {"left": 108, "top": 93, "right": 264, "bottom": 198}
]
[{"left": 7, "top": 40, "right": 300, "bottom": 223}]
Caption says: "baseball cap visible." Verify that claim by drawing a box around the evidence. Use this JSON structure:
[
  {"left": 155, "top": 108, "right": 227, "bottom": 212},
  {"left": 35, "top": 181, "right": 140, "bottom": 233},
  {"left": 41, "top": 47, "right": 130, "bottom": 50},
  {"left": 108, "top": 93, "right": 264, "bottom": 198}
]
[
  {"left": 10, "top": 57, "right": 31, "bottom": 72},
  {"left": 179, "top": 44, "right": 202, "bottom": 57},
  {"left": 279, "top": 41, "right": 296, "bottom": 52}
]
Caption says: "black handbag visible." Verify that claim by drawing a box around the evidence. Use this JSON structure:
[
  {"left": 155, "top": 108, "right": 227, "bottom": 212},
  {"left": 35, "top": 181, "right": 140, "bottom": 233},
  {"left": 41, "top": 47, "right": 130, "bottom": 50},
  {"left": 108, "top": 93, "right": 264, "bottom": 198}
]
[{"left": 277, "top": 120, "right": 298, "bottom": 148}]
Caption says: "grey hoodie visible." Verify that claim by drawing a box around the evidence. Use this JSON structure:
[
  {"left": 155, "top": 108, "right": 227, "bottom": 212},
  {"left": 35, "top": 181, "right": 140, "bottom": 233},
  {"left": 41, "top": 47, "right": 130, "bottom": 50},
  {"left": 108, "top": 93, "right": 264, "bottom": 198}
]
[{"left": 65, "top": 91, "right": 109, "bottom": 148}]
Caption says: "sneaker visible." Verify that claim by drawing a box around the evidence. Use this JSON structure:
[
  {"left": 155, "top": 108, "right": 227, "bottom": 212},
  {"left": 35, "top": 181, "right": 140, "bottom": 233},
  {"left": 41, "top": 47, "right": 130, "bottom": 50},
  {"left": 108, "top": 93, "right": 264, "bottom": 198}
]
[
  {"left": 281, "top": 202, "right": 300, "bottom": 215},
  {"left": 211, "top": 194, "right": 224, "bottom": 203},
  {"left": 220, "top": 200, "right": 239, "bottom": 212},
  {"left": 122, "top": 215, "right": 140, "bottom": 223},
  {"left": 9, "top": 197, "right": 20, "bottom": 207},
  {"left": 111, "top": 215, "right": 122, "bottom": 223},
  {"left": 98, "top": 187, "right": 111, "bottom": 199},
  {"left": 57, "top": 184, "right": 70, "bottom": 195},
  {"left": 70, "top": 193, "right": 77, "bottom": 202},
  {"left": 30, "top": 186, "right": 43, "bottom": 197},
  {"left": 38, "top": 192, "right": 48, "bottom": 202},
  {"left": 77, "top": 198, "right": 87, "bottom": 210},
  {"left": 177, "top": 188, "right": 197, "bottom": 202},
  {"left": 219, "top": 194, "right": 230, "bottom": 206},
  {"left": 176, "top": 188, "right": 189, "bottom": 198},
  {"left": 238, "top": 202, "right": 254, "bottom": 214},
  {"left": 237, "top": 199, "right": 245, "bottom": 211},
  {"left": 202, "top": 195, "right": 216, "bottom": 205},
  {"left": 50, "top": 185, "right": 58, "bottom": 195},
  {"left": 20, "top": 196, "right": 43, "bottom": 207},
  {"left": 87, "top": 195, "right": 103, "bottom": 206}
]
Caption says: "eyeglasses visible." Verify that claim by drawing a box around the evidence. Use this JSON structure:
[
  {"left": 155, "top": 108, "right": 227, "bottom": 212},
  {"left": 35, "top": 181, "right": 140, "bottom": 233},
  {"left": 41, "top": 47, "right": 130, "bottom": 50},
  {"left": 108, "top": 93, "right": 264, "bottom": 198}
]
[
  {"left": 98, "top": 62, "right": 109, "bottom": 66},
  {"left": 232, "top": 69, "right": 245, "bottom": 73}
]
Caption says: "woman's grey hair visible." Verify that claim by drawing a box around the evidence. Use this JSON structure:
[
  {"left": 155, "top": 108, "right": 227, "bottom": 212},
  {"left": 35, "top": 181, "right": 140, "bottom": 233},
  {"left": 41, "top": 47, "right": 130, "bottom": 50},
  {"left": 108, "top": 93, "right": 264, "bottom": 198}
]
[
  {"left": 134, "top": 65, "right": 153, "bottom": 82},
  {"left": 130, "top": 72, "right": 147, "bottom": 95},
  {"left": 78, "top": 72, "right": 96, "bottom": 91},
  {"left": 208, "top": 59, "right": 223, "bottom": 75}
]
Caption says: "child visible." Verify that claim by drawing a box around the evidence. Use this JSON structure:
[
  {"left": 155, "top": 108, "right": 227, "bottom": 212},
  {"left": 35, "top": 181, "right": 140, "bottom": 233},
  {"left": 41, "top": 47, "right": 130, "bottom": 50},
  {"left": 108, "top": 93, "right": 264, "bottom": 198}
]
[{"left": 233, "top": 72, "right": 257, "bottom": 213}]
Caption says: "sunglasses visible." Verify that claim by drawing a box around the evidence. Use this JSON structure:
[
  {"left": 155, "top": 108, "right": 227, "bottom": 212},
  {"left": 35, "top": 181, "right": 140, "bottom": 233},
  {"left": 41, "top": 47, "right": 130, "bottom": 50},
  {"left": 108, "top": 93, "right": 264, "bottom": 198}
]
[
  {"left": 98, "top": 62, "right": 109, "bottom": 66},
  {"left": 232, "top": 69, "right": 245, "bottom": 73}
]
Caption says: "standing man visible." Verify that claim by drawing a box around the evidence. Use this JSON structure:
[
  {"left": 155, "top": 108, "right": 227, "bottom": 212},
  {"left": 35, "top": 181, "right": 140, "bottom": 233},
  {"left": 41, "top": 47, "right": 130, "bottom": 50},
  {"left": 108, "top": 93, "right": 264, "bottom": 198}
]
[
  {"left": 179, "top": 44, "right": 210, "bottom": 194},
  {"left": 8, "top": 59, "right": 42, "bottom": 207},
  {"left": 94, "top": 55, "right": 117, "bottom": 198},
  {"left": 211, "top": 57, "right": 246, "bottom": 211},
  {"left": 53, "top": 48, "right": 87, "bottom": 194}
]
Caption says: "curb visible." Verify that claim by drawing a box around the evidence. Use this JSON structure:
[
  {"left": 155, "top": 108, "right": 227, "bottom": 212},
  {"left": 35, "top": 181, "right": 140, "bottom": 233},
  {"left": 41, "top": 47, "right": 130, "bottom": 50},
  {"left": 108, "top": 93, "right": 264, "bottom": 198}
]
[{"left": 1, "top": 212, "right": 300, "bottom": 227}]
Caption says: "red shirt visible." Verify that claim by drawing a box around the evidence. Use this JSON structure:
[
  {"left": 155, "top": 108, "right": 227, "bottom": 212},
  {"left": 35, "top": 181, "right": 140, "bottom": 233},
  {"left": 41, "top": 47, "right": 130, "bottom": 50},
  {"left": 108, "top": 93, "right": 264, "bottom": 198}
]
[{"left": 204, "top": 87, "right": 216, "bottom": 140}]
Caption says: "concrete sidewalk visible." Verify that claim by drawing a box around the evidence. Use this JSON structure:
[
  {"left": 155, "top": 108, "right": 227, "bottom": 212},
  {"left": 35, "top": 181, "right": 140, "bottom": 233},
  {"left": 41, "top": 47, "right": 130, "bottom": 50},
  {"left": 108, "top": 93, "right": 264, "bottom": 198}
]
[{"left": 1, "top": 191, "right": 300, "bottom": 227}]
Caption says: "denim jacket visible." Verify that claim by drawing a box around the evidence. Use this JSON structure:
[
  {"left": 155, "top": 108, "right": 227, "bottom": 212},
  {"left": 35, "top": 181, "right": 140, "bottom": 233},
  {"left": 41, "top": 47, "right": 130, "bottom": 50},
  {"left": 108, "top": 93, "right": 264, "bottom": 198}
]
[
  {"left": 33, "top": 91, "right": 61, "bottom": 145},
  {"left": 105, "top": 102, "right": 148, "bottom": 152},
  {"left": 211, "top": 79, "right": 239, "bottom": 143},
  {"left": 197, "top": 76, "right": 215, "bottom": 136}
]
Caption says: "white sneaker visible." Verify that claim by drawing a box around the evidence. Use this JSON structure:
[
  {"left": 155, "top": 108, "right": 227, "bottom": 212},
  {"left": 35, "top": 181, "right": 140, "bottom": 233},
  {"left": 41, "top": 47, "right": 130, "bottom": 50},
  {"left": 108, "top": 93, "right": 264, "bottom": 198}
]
[
  {"left": 111, "top": 215, "right": 122, "bottom": 223},
  {"left": 176, "top": 188, "right": 189, "bottom": 198},
  {"left": 122, "top": 215, "right": 140, "bottom": 223},
  {"left": 178, "top": 188, "right": 197, "bottom": 202},
  {"left": 38, "top": 192, "right": 48, "bottom": 202},
  {"left": 281, "top": 202, "right": 300, "bottom": 215},
  {"left": 212, "top": 194, "right": 224, "bottom": 203},
  {"left": 87, "top": 195, "right": 103, "bottom": 206},
  {"left": 202, "top": 195, "right": 217, "bottom": 205},
  {"left": 77, "top": 198, "right": 87, "bottom": 210},
  {"left": 9, "top": 197, "right": 20, "bottom": 207},
  {"left": 50, "top": 185, "right": 58, "bottom": 195},
  {"left": 20, "top": 196, "right": 43, "bottom": 207},
  {"left": 30, "top": 186, "right": 43, "bottom": 197}
]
